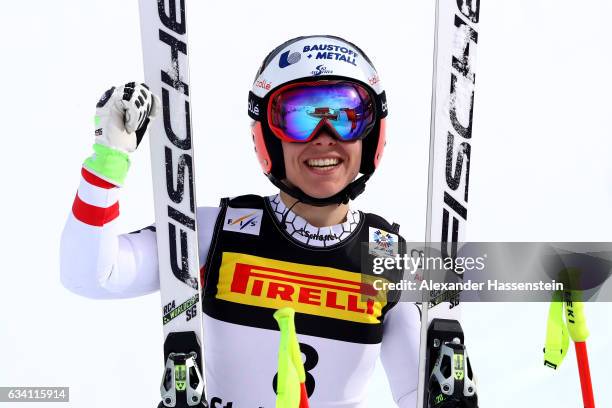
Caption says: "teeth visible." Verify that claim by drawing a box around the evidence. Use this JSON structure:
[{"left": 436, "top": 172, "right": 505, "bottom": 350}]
[{"left": 307, "top": 158, "right": 340, "bottom": 167}]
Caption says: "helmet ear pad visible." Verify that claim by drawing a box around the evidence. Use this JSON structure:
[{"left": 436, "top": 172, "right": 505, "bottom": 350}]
[
  {"left": 255, "top": 121, "right": 286, "bottom": 179},
  {"left": 359, "top": 118, "right": 386, "bottom": 175},
  {"left": 251, "top": 122, "right": 273, "bottom": 174}
]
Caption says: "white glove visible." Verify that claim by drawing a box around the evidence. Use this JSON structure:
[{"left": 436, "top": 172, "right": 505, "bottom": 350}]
[{"left": 94, "top": 82, "right": 160, "bottom": 153}]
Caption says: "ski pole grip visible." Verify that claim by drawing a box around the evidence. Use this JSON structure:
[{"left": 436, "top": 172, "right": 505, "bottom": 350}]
[{"left": 274, "top": 307, "right": 295, "bottom": 323}]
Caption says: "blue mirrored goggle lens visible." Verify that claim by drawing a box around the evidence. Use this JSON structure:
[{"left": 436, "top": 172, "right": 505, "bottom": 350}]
[{"left": 270, "top": 82, "right": 375, "bottom": 142}]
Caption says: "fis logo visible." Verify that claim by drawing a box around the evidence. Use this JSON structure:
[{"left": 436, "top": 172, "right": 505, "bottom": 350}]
[
  {"left": 279, "top": 50, "right": 301, "bottom": 68},
  {"left": 311, "top": 65, "right": 333, "bottom": 76},
  {"left": 223, "top": 208, "right": 263, "bottom": 236},
  {"left": 228, "top": 212, "right": 258, "bottom": 228}
]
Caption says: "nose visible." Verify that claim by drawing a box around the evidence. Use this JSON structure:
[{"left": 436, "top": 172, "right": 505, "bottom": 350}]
[{"left": 312, "top": 130, "right": 337, "bottom": 146}]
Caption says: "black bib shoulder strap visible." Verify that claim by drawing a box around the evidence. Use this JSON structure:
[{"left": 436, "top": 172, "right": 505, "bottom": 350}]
[
  {"left": 219, "top": 194, "right": 267, "bottom": 210},
  {"left": 205, "top": 194, "right": 267, "bottom": 276},
  {"left": 361, "top": 212, "right": 403, "bottom": 239}
]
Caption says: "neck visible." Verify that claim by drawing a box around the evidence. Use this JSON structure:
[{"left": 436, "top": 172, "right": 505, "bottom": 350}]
[{"left": 279, "top": 191, "right": 349, "bottom": 228}]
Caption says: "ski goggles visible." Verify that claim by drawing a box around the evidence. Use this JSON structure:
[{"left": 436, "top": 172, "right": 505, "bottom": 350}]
[{"left": 249, "top": 80, "right": 386, "bottom": 143}]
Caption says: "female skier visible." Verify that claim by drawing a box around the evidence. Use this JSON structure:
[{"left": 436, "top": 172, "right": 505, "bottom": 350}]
[{"left": 61, "top": 35, "right": 420, "bottom": 407}]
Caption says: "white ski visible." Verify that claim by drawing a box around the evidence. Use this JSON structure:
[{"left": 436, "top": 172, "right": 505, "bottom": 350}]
[
  {"left": 416, "top": 1, "right": 481, "bottom": 407},
  {"left": 138, "top": 0, "right": 207, "bottom": 407}
]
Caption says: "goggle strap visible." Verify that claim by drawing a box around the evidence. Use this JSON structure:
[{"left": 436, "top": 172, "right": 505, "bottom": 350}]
[
  {"left": 248, "top": 91, "right": 264, "bottom": 121},
  {"left": 377, "top": 91, "right": 388, "bottom": 119},
  {"left": 250, "top": 89, "right": 386, "bottom": 121}
]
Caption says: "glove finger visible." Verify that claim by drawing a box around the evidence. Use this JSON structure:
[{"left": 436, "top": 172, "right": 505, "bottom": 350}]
[
  {"left": 136, "top": 108, "right": 147, "bottom": 131},
  {"left": 122, "top": 82, "right": 139, "bottom": 131},
  {"left": 121, "top": 99, "right": 140, "bottom": 134},
  {"left": 135, "top": 85, "right": 150, "bottom": 130},
  {"left": 149, "top": 92, "right": 161, "bottom": 120},
  {"left": 122, "top": 82, "right": 136, "bottom": 102}
]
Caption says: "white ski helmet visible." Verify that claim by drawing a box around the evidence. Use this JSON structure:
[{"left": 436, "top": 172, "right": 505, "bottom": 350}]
[{"left": 248, "top": 35, "right": 388, "bottom": 206}]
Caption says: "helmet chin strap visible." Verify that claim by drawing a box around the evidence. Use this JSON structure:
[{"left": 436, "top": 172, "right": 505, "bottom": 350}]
[{"left": 267, "top": 174, "right": 371, "bottom": 207}]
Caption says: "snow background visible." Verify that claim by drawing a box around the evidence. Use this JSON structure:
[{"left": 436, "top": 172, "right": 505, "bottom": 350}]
[{"left": 1, "top": 0, "right": 612, "bottom": 407}]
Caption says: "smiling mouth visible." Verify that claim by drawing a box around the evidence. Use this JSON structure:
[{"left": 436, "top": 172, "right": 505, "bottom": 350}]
[{"left": 305, "top": 157, "right": 343, "bottom": 170}]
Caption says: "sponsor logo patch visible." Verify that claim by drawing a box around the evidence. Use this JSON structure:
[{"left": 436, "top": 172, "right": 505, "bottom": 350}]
[
  {"left": 295, "top": 228, "right": 339, "bottom": 243},
  {"left": 223, "top": 208, "right": 263, "bottom": 236},
  {"left": 216, "top": 252, "right": 389, "bottom": 324},
  {"left": 254, "top": 78, "right": 272, "bottom": 90},
  {"left": 248, "top": 99, "right": 260, "bottom": 116},
  {"left": 303, "top": 43, "right": 359, "bottom": 66},
  {"left": 162, "top": 294, "right": 199, "bottom": 325},
  {"left": 369, "top": 227, "right": 398, "bottom": 257},
  {"left": 279, "top": 50, "right": 302, "bottom": 68},
  {"left": 311, "top": 64, "right": 333, "bottom": 76}
]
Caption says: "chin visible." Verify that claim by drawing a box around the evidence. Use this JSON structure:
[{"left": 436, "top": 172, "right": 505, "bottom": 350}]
[{"left": 301, "top": 182, "right": 348, "bottom": 200}]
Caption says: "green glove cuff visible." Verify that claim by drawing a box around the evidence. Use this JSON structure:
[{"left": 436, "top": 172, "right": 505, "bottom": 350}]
[{"left": 83, "top": 143, "right": 130, "bottom": 186}]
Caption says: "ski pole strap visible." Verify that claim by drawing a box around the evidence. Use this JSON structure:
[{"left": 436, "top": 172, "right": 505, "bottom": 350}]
[
  {"left": 544, "top": 291, "right": 590, "bottom": 369},
  {"left": 83, "top": 143, "right": 130, "bottom": 186},
  {"left": 544, "top": 292, "right": 569, "bottom": 369},
  {"left": 274, "top": 308, "right": 309, "bottom": 408}
]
